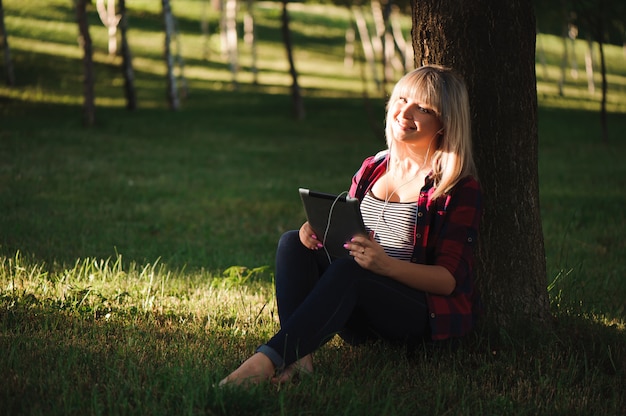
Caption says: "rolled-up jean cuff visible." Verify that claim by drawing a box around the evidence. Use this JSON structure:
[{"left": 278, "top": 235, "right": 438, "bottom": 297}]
[{"left": 255, "top": 344, "right": 285, "bottom": 370}]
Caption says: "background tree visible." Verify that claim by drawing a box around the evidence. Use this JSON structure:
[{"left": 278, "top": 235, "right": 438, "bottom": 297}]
[
  {"left": 200, "top": 0, "right": 211, "bottom": 60},
  {"left": 535, "top": 0, "right": 626, "bottom": 143},
  {"left": 412, "top": 0, "right": 551, "bottom": 330},
  {"left": 569, "top": 0, "right": 626, "bottom": 143},
  {"left": 244, "top": 0, "right": 258, "bottom": 85},
  {"left": 0, "top": 0, "right": 15, "bottom": 86},
  {"left": 162, "top": 0, "right": 179, "bottom": 110},
  {"left": 118, "top": 0, "right": 136, "bottom": 110},
  {"left": 221, "top": 0, "right": 239, "bottom": 88},
  {"left": 351, "top": 4, "right": 380, "bottom": 91},
  {"left": 281, "top": 0, "right": 305, "bottom": 120},
  {"left": 75, "top": 0, "right": 96, "bottom": 126},
  {"left": 96, "top": 0, "right": 121, "bottom": 56},
  {"left": 343, "top": 0, "right": 411, "bottom": 94}
]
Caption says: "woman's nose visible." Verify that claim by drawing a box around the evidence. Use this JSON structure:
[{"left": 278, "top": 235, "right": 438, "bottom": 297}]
[{"left": 398, "top": 104, "right": 413, "bottom": 120}]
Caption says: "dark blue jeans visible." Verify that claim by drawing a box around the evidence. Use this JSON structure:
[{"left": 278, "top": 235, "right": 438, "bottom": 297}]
[{"left": 257, "top": 230, "right": 429, "bottom": 370}]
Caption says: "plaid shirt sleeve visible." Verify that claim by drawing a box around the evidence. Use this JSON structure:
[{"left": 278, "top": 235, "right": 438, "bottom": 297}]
[{"left": 423, "top": 177, "right": 483, "bottom": 340}]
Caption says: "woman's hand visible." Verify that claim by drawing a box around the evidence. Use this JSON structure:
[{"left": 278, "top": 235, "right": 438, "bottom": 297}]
[
  {"left": 299, "top": 222, "right": 324, "bottom": 251},
  {"left": 347, "top": 234, "right": 457, "bottom": 296},
  {"left": 344, "top": 234, "right": 391, "bottom": 274}
]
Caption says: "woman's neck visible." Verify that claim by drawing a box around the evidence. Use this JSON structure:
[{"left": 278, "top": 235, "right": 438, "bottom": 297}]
[{"left": 389, "top": 144, "right": 432, "bottom": 177}]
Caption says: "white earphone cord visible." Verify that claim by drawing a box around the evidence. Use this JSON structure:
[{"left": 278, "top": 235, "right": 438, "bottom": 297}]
[
  {"left": 373, "top": 133, "right": 437, "bottom": 238},
  {"left": 321, "top": 191, "right": 348, "bottom": 263}
]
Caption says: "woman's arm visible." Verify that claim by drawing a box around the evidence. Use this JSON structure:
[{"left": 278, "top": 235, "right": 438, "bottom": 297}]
[{"left": 346, "top": 236, "right": 456, "bottom": 295}]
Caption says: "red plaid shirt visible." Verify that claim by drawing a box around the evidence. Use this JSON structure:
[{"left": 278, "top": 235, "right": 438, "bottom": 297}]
[{"left": 349, "top": 152, "right": 483, "bottom": 340}]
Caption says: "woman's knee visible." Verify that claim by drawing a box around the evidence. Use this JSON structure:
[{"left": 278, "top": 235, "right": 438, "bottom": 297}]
[
  {"left": 277, "top": 230, "right": 302, "bottom": 254},
  {"left": 275, "top": 230, "right": 314, "bottom": 278}
]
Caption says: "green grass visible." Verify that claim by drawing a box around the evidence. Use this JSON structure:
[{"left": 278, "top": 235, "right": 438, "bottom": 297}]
[{"left": 1, "top": 0, "right": 625, "bottom": 414}]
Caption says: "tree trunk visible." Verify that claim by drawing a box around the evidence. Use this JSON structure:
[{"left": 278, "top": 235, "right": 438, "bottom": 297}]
[
  {"left": 558, "top": 20, "right": 569, "bottom": 96},
  {"left": 597, "top": 39, "right": 608, "bottom": 143},
  {"left": 96, "top": 0, "right": 120, "bottom": 56},
  {"left": 568, "top": 24, "right": 579, "bottom": 79},
  {"left": 172, "top": 16, "right": 187, "bottom": 99},
  {"left": 281, "top": 1, "right": 305, "bottom": 120},
  {"left": 0, "top": 0, "right": 15, "bottom": 86},
  {"left": 390, "top": 5, "right": 412, "bottom": 72},
  {"left": 344, "top": 25, "right": 355, "bottom": 69},
  {"left": 76, "top": 0, "right": 96, "bottom": 126},
  {"left": 569, "top": 0, "right": 611, "bottom": 143},
  {"left": 225, "top": 0, "right": 238, "bottom": 88},
  {"left": 162, "top": 0, "right": 179, "bottom": 110},
  {"left": 352, "top": 5, "right": 380, "bottom": 91},
  {"left": 118, "top": 0, "right": 136, "bottom": 110},
  {"left": 219, "top": 0, "right": 227, "bottom": 59},
  {"left": 585, "top": 36, "right": 595, "bottom": 95},
  {"left": 244, "top": 0, "right": 258, "bottom": 85},
  {"left": 412, "top": 0, "right": 551, "bottom": 330},
  {"left": 201, "top": 0, "right": 210, "bottom": 60},
  {"left": 370, "top": 0, "right": 389, "bottom": 88}
]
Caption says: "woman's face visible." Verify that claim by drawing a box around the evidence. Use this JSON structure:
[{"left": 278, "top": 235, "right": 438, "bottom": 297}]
[{"left": 388, "top": 96, "right": 443, "bottom": 146}]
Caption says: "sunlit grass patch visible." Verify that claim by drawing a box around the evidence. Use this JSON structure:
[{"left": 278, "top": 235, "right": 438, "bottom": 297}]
[{"left": 1, "top": 253, "right": 277, "bottom": 330}]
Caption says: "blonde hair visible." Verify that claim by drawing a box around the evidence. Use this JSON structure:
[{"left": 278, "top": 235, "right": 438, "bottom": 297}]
[{"left": 385, "top": 65, "right": 477, "bottom": 199}]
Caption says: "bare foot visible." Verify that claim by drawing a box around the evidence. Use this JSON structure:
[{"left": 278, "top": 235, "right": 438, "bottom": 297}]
[
  {"left": 273, "top": 354, "right": 313, "bottom": 384},
  {"left": 219, "top": 352, "right": 275, "bottom": 387}
]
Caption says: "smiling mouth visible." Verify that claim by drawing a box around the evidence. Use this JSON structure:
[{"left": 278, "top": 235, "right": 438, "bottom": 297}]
[{"left": 395, "top": 119, "right": 416, "bottom": 131}]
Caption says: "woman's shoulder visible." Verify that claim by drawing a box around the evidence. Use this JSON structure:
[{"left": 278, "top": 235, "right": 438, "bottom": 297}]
[
  {"left": 359, "top": 150, "right": 388, "bottom": 169},
  {"left": 372, "top": 149, "right": 389, "bottom": 162},
  {"left": 350, "top": 150, "right": 389, "bottom": 198},
  {"left": 456, "top": 175, "right": 480, "bottom": 190}
]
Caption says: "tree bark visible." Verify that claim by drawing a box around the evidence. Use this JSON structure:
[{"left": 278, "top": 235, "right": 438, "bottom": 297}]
[
  {"left": 412, "top": 0, "right": 551, "bottom": 329},
  {"left": 281, "top": 1, "right": 305, "bottom": 120},
  {"left": 118, "top": 0, "right": 136, "bottom": 110},
  {"left": 162, "top": 0, "right": 179, "bottom": 110},
  {"left": 0, "top": 0, "right": 15, "bottom": 86},
  {"left": 76, "top": 0, "right": 96, "bottom": 126}
]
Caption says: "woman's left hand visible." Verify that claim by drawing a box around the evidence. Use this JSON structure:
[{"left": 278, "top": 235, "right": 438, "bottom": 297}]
[{"left": 344, "top": 234, "right": 390, "bottom": 274}]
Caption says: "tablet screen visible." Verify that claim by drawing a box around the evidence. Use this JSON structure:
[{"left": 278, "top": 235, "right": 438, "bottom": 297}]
[{"left": 299, "top": 188, "right": 368, "bottom": 260}]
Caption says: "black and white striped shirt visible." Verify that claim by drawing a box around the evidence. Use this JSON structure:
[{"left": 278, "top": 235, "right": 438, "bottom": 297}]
[{"left": 360, "top": 192, "right": 418, "bottom": 261}]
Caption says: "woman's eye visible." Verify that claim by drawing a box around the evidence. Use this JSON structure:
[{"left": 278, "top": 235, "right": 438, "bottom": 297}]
[{"left": 417, "top": 106, "right": 429, "bottom": 114}]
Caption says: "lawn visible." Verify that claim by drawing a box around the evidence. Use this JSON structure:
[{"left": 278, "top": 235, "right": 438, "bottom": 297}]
[{"left": 1, "top": 1, "right": 625, "bottom": 414}]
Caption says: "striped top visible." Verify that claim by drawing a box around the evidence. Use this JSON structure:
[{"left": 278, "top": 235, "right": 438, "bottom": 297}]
[
  {"left": 361, "top": 192, "right": 418, "bottom": 262},
  {"left": 350, "top": 151, "right": 483, "bottom": 341}
]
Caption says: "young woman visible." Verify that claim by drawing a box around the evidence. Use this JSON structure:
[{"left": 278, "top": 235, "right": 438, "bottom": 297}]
[{"left": 220, "top": 65, "right": 482, "bottom": 386}]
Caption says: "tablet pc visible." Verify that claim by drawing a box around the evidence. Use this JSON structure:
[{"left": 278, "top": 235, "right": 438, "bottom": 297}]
[{"left": 299, "top": 188, "right": 368, "bottom": 259}]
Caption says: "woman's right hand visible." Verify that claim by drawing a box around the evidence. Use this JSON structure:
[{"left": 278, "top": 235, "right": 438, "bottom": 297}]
[{"left": 299, "top": 222, "right": 324, "bottom": 251}]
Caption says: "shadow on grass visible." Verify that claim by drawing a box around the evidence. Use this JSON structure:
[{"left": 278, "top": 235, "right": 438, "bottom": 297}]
[
  {"left": 0, "top": 298, "right": 624, "bottom": 415},
  {"left": 0, "top": 302, "right": 269, "bottom": 415}
]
